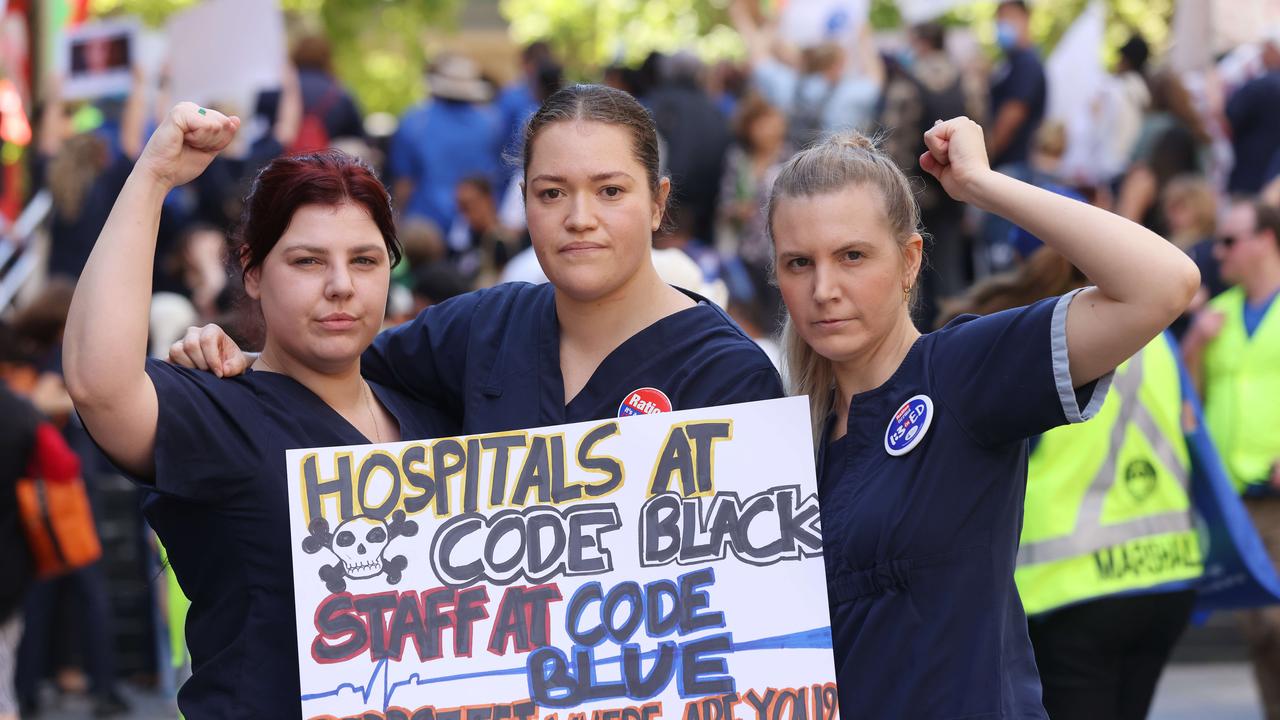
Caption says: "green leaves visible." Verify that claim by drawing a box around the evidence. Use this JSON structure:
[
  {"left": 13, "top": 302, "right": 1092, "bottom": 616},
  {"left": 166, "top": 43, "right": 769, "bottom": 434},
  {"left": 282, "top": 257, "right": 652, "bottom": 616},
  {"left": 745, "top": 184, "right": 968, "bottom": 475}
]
[
  {"left": 500, "top": 0, "right": 744, "bottom": 73},
  {"left": 90, "top": 0, "right": 461, "bottom": 115}
]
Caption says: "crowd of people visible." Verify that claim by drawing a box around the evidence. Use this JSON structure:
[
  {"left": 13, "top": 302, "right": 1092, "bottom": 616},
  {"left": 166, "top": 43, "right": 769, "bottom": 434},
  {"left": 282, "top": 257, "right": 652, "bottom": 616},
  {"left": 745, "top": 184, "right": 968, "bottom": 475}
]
[{"left": 3, "top": 0, "right": 1280, "bottom": 718}]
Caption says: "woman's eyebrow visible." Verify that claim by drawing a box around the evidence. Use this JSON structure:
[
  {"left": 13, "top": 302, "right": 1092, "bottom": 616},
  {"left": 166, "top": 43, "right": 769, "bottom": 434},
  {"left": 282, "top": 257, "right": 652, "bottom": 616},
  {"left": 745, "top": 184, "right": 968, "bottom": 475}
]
[
  {"left": 832, "top": 240, "right": 876, "bottom": 254},
  {"left": 528, "top": 171, "right": 636, "bottom": 184},
  {"left": 589, "top": 171, "right": 634, "bottom": 183}
]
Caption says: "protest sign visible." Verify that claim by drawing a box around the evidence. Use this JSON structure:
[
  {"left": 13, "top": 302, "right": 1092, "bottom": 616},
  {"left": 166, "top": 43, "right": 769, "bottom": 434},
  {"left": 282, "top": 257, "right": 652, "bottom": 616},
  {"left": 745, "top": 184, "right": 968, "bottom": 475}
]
[
  {"left": 59, "top": 20, "right": 136, "bottom": 101},
  {"left": 778, "top": 0, "right": 867, "bottom": 48},
  {"left": 165, "top": 0, "right": 283, "bottom": 116},
  {"left": 286, "top": 396, "right": 838, "bottom": 720}
]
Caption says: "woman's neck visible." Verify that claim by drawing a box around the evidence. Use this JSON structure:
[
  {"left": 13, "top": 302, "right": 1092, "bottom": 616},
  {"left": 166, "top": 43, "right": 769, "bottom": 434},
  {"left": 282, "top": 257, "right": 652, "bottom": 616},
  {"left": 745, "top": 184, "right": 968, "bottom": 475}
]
[
  {"left": 555, "top": 262, "right": 695, "bottom": 401},
  {"left": 1244, "top": 260, "right": 1280, "bottom": 305},
  {"left": 256, "top": 344, "right": 365, "bottom": 413},
  {"left": 831, "top": 313, "right": 921, "bottom": 430}
]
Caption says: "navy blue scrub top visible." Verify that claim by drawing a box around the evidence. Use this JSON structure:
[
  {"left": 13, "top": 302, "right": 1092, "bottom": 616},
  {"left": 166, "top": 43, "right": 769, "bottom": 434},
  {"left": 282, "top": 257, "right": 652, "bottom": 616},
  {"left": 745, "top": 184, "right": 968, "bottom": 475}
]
[
  {"left": 363, "top": 281, "right": 784, "bottom": 432},
  {"left": 818, "top": 290, "right": 1111, "bottom": 719},
  {"left": 139, "top": 360, "right": 453, "bottom": 720}
]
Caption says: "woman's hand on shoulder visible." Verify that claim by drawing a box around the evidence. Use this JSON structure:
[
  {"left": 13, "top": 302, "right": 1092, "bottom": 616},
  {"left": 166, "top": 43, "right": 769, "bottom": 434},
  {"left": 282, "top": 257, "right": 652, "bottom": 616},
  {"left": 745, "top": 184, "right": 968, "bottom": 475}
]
[
  {"left": 136, "top": 102, "right": 239, "bottom": 191},
  {"left": 169, "top": 324, "right": 250, "bottom": 377},
  {"left": 918, "top": 116, "right": 994, "bottom": 207}
]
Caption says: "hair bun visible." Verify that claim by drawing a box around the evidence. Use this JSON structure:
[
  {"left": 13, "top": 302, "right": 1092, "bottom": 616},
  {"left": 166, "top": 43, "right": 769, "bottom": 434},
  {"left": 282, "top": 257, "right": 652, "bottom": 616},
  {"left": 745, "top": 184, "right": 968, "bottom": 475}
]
[{"left": 833, "top": 132, "right": 876, "bottom": 152}]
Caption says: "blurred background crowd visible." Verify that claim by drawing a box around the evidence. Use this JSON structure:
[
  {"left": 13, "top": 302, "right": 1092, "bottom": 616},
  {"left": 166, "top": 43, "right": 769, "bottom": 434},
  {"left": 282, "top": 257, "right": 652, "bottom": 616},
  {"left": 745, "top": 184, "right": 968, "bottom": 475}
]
[{"left": 2, "top": 0, "right": 1280, "bottom": 717}]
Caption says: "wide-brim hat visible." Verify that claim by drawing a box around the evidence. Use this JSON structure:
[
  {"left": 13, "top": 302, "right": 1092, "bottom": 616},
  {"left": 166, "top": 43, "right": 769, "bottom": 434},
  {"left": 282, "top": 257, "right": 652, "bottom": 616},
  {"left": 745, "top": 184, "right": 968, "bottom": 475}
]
[{"left": 428, "top": 54, "right": 492, "bottom": 103}]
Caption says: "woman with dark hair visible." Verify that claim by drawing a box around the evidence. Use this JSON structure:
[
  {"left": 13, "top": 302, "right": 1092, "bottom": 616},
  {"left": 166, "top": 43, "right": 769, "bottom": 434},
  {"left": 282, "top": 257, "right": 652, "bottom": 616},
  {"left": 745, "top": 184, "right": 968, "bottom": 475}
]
[
  {"left": 39, "top": 71, "right": 146, "bottom": 280},
  {"left": 716, "top": 93, "right": 790, "bottom": 328},
  {"left": 1116, "top": 69, "right": 1212, "bottom": 236},
  {"left": 766, "top": 118, "right": 1198, "bottom": 716},
  {"left": 61, "top": 103, "right": 452, "bottom": 719},
  {"left": 175, "top": 85, "right": 782, "bottom": 433}
]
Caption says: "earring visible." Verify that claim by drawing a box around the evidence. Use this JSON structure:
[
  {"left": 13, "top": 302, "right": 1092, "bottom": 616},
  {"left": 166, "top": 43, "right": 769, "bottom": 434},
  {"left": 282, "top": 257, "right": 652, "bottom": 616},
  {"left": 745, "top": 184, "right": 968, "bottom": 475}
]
[{"left": 903, "top": 286, "right": 912, "bottom": 299}]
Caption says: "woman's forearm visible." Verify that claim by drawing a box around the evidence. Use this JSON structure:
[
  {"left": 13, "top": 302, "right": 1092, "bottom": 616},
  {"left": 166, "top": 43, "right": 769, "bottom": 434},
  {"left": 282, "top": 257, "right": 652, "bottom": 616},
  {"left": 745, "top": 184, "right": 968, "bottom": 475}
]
[
  {"left": 967, "top": 170, "right": 1198, "bottom": 385},
  {"left": 970, "top": 171, "right": 1198, "bottom": 314}
]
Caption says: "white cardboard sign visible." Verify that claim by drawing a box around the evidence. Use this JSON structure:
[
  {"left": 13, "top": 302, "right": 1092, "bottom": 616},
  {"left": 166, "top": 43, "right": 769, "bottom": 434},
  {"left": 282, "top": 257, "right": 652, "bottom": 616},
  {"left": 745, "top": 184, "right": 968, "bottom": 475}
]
[{"left": 286, "top": 396, "right": 839, "bottom": 719}]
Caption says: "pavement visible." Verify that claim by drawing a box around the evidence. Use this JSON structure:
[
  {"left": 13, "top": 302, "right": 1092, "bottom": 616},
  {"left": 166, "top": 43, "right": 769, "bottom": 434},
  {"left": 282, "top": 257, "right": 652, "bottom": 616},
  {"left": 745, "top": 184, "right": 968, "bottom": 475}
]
[{"left": 1150, "top": 662, "right": 1262, "bottom": 720}]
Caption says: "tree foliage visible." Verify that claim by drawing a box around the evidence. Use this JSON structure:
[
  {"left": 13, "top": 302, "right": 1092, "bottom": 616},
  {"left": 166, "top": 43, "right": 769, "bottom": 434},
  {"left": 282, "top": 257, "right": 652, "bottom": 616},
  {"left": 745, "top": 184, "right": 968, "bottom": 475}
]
[
  {"left": 500, "top": 0, "right": 745, "bottom": 73},
  {"left": 896, "top": 0, "right": 1175, "bottom": 63},
  {"left": 91, "top": 0, "right": 1175, "bottom": 113},
  {"left": 501, "top": 0, "right": 1175, "bottom": 74}
]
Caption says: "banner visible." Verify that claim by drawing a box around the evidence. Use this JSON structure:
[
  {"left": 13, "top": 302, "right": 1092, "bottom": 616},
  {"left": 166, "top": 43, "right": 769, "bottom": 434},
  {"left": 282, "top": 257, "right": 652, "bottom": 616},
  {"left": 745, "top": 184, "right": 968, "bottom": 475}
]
[
  {"left": 286, "top": 396, "right": 839, "bottom": 720},
  {"left": 1175, "top": 335, "right": 1280, "bottom": 613},
  {"left": 778, "top": 0, "right": 867, "bottom": 48},
  {"left": 165, "top": 0, "right": 283, "bottom": 116}
]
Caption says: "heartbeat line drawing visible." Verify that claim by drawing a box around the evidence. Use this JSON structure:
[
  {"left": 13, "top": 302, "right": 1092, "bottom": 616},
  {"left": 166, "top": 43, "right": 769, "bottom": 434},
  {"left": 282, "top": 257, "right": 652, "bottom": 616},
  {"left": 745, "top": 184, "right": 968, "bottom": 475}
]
[{"left": 299, "top": 625, "right": 833, "bottom": 710}]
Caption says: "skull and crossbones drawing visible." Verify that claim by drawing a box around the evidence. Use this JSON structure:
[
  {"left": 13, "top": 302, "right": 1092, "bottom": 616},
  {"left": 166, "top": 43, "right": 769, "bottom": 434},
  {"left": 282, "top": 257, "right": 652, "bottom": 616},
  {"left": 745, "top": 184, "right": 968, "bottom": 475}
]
[{"left": 301, "top": 510, "right": 418, "bottom": 593}]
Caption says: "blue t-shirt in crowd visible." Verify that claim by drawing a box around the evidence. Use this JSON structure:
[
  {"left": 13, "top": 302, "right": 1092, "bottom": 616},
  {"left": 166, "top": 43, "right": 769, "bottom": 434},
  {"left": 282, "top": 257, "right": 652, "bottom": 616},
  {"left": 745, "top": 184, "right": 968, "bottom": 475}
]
[
  {"left": 495, "top": 81, "right": 539, "bottom": 183},
  {"left": 818, "top": 290, "right": 1110, "bottom": 718},
  {"left": 1227, "top": 70, "right": 1280, "bottom": 194},
  {"left": 989, "top": 47, "right": 1047, "bottom": 168},
  {"left": 139, "top": 360, "right": 453, "bottom": 720},
  {"left": 1245, "top": 289, "right": 1280, "bottom": 338},
  {"left": 387, "top": 99, "right": 503, "bottom": 232},
  {"left": 1008, "top": 180, "right": 1087, "bottom": 260},
  {"left": 362, "top": 281, "right": 784, "bottom": 433}
]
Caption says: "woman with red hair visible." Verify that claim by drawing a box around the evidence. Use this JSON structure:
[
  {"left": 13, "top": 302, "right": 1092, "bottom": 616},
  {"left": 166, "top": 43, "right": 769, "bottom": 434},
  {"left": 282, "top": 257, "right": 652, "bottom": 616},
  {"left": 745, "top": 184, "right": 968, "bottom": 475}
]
[{"left": 61, "top": 103, "right": 452, "bottom": 719}]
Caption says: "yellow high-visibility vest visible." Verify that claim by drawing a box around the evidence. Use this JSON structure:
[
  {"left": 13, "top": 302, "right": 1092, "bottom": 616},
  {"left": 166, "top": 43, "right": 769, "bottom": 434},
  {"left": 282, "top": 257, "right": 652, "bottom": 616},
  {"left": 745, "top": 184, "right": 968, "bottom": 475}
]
[
  {"left": 1016, "top": 337, "right": 1202, "bottom": 616},
  {"left": 1202, "top": 286, "right": 1280, "bottom": 493}
]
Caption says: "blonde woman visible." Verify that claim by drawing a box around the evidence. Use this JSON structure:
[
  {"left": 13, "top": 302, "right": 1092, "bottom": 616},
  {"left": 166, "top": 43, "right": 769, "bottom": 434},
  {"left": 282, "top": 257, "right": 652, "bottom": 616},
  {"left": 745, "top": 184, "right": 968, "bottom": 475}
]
[{"left": 766, "top": 117, "right": 1199, "bottom": 716}]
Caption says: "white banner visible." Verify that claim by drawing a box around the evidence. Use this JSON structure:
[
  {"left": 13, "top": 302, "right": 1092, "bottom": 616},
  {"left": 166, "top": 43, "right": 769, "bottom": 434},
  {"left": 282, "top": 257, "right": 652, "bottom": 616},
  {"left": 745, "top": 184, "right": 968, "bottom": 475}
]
[
  {"left": 779, "top": 0, "right": 868, "bottom": 48},
  {"left": 286, "top": 396, "right": 838, "bottom": 719},
  {"left": 165, "top": 0, "right": 283, "bottom": 115}
]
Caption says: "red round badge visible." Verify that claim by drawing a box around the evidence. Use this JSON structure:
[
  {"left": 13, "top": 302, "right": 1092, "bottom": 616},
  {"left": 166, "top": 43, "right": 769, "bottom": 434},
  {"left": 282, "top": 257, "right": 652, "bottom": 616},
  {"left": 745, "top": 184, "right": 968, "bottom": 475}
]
[{"left": 618, "top": 387, "right": 673, "bottom": 417}]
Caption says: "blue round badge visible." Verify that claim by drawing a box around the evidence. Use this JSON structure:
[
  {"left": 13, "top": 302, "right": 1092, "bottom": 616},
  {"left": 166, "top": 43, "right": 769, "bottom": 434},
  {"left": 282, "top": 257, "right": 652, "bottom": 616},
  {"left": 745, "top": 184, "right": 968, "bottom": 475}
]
[{"left": 884, "top": 395, "right": 934, "bottom": 456}]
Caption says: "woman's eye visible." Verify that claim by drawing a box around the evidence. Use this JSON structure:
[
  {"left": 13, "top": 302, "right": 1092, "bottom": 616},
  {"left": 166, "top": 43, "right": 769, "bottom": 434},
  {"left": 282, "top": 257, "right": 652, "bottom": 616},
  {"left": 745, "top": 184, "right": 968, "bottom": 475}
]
[
  {"left": 539, "top": 188, "right": 563, "bottom": 200},
  {"left": 353, "top": 256, "right": 378, "bottom": 266},
  {"left": 601, "top": 186, "right": 623, "bottom": 198},
  {"left": 844, "top": 251, "right": 864, "bottom": 262},
  {"left": 786, "top": 257, "right": 811, "bottom": 269},
  {"left": 293, "top": 257, "right": 319, "bottom": 266}
]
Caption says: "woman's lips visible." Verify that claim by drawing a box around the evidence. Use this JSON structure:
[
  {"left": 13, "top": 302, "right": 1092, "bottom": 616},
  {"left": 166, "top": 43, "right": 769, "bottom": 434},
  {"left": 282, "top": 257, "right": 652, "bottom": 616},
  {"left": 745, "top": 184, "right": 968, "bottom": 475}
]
[
  {"left": 316, "top": 313, "right": 358, "bottom": 330},
  {"left": 813, "top": 318, "right": 852, "bottom": 330},
  {"left": 560, "top": 241, "right": 607, "bottom": 255}
]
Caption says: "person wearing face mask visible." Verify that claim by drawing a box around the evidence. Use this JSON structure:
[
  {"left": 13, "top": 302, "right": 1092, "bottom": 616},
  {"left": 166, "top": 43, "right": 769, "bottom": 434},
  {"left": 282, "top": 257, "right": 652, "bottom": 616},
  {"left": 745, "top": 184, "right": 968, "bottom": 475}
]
[
  {"left": 61, "top": 104, "right": 454, "bottom": 719},
  {"left": 877, "top": 21, "right": 985, "bottom": 326},
  {"left": 767, "top": 117, "right": 1199, "bottom": 716},
  {"left": 988, "top": 0, "right": 1045, "bottom": 171},
  {"left": 168, "top": 85, "right": 784, "bottom": 435},
  {"left": 978, "top": 0, "right": 1047, "bottom": 275}
]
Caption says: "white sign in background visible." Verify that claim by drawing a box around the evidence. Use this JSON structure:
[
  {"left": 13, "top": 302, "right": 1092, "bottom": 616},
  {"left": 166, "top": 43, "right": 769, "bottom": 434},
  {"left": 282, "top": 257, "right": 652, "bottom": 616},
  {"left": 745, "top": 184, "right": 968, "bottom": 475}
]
[
  {"left": 165, "top": 0, "right": 284, "bottom": 116},
  {"left": 779, "top": 0, "right": 868, "bottom": 48},
  {"left": 286, "top": 396, "right": 838, "bottom": 719},
  {"left": 58, "top": 19, "right": 137, "bottom": 101}
]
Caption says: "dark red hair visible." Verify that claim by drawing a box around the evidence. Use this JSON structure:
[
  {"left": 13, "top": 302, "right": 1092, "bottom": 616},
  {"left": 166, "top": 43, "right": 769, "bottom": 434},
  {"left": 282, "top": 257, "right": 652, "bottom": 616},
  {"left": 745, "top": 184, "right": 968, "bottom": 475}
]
[{"left": 236, "top": 150, "right": 401, "bottom": 278}]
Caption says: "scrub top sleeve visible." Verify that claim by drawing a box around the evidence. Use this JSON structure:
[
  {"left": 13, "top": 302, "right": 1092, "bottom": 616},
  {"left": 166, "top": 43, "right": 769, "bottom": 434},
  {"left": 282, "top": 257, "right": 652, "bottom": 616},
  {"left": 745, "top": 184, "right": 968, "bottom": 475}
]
[
  {"left": 143, "top": 359, "right": 259, "bottom": 503},
  {"left": 932, "top": 288, "right": 1113, "bottom": 448},
  {"left": 362, "top": 289, "right": 479, "bottom": 421}
]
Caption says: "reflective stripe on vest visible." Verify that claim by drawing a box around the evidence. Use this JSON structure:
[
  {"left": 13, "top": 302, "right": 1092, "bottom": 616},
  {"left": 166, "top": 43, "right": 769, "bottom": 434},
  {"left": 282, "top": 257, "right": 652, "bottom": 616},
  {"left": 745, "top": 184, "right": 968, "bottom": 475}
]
[{"left": 1017, "top": 350, "right": 1193, "bottom": 567}]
